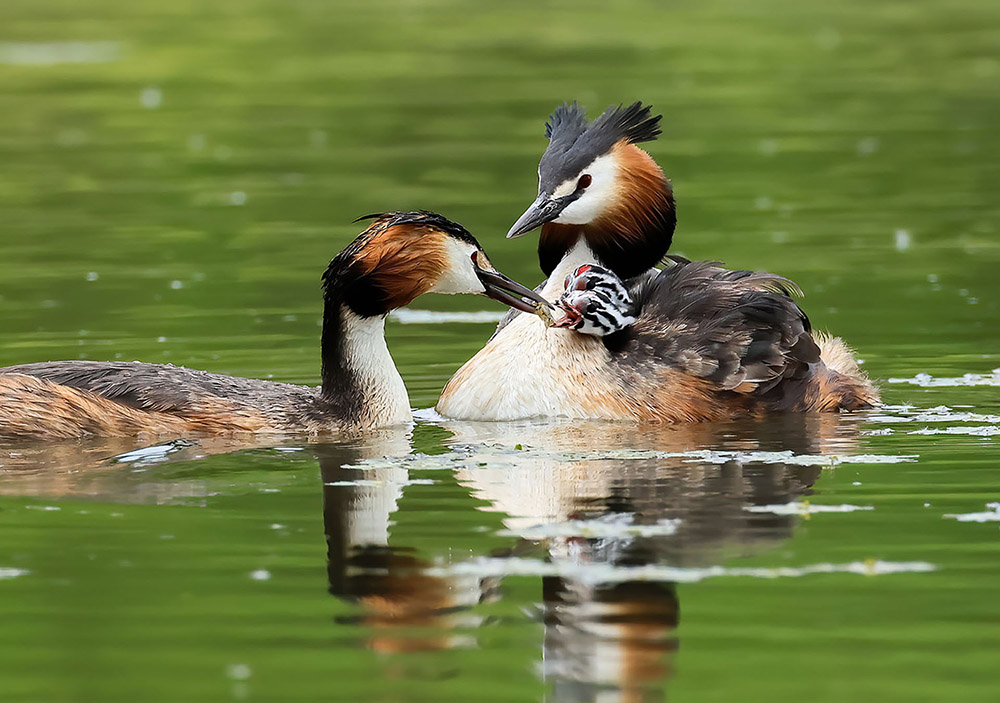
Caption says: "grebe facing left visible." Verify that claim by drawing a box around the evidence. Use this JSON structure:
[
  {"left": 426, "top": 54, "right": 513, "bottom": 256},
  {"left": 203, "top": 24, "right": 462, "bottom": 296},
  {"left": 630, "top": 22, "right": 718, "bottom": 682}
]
[
  {"left": 0, "top": 211, "right": 549, "bottom": 439},
  {"left": 437, "top": 103, "right": 879, "bottom": 422}
]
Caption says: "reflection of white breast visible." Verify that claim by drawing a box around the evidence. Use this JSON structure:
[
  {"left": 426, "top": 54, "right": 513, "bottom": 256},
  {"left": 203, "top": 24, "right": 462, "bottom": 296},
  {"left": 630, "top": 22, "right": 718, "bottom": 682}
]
[{"left": 437, "top": 242, "right": 627, "bottom": 421}]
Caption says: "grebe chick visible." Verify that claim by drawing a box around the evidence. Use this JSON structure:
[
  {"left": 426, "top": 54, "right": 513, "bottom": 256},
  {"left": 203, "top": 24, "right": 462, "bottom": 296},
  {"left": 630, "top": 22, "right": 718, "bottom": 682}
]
[
  {"left": 551, "top": 264, "right": 636, "bottom": 336},
  {"left": 0, "top": 211, "right": 549, "bottom": 439},
  {"left": 437, "top": 103, "right": 879, "bottom": 421}
]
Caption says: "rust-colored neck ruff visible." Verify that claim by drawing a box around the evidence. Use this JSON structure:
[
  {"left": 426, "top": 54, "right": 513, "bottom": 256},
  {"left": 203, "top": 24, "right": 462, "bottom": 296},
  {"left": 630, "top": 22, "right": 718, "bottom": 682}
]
[{"left": 539, "top": 143, "right": 675, "bottom": 280}]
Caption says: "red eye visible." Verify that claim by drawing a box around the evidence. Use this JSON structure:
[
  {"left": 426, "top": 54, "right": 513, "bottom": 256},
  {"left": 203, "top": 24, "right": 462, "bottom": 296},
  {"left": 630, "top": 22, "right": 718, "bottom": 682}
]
[
  {"left": 575, "top": 265, "right": 592, "bottom": 277},
  {"left": 577, "top": 174, "right": 592, "bottom": 189},
  {"left": 471, "top": 251, "right": 478, "bottom": 265}
]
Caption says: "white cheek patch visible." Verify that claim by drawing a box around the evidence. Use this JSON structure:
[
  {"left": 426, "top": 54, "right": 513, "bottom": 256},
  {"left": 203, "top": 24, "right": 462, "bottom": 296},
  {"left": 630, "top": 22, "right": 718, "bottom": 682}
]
[
  {"left": 552, "top": 152, "right": 620, "bottom": 226},
  {"left": 430, "top": 239, "right": 486, "bottom": 295}
]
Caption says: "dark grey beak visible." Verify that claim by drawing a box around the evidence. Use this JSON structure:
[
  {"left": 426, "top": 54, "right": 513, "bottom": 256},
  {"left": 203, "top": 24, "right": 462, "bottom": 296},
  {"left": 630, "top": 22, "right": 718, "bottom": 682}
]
[
  {"left": 474, "top": 263, "right": 553, "bottom": 314},
  {"left": 506, "top": 195, "right": 566, "bottom": 239}
]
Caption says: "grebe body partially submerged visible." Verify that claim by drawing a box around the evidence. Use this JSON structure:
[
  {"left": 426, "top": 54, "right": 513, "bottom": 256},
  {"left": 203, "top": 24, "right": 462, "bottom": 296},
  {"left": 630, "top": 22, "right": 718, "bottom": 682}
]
[
  {"left": 437, "top": 103, "right": 879, "bottom": 421},
  {"left": 0, "top": 212, "right": 547, "bottom": 439}
]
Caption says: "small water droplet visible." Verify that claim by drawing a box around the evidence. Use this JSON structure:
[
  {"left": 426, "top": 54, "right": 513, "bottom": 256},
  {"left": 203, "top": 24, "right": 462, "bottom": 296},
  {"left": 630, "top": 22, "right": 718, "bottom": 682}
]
[
  {"left": 856, "top": 136, "right": 879, "bottom": 156},
  {"left": 140, "top": 86, "right": 162, "bottom": 109},
  {"left": 309, "top": 129, "right": 328, "bottom": 148},
  {"left": 226, "top": 664, "right": 252, "bottom": 681},
  {"left": 894, "top": 229, "right": 911, "bottom": 251},
  {"left": 758, "top": 138, "right": 778, "bottom": 156}
]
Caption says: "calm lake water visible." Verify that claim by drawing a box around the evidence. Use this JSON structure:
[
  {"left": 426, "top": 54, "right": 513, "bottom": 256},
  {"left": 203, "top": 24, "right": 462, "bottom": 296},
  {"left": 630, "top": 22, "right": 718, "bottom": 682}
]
[{"left": 1, "top": 0, "right": 999, "bottom": 701}]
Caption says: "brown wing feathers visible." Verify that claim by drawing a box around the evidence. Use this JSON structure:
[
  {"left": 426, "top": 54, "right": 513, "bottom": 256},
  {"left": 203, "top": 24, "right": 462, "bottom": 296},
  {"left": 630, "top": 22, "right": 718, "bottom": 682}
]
[{"left": 615, "top": 261, "right": 821, "bottom": 395}]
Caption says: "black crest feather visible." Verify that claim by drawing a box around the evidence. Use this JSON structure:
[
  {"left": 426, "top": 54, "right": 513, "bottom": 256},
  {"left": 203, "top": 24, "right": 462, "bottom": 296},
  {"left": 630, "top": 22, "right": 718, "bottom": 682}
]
[
  {"left": 544, "top": 102, "right": 588, "bottom": 146},
  {"left": 589, "top": 102, "right": 662, "bottom": 146},
  {"left": 538, "top": 101, "right": 663, "bottom": 193}
]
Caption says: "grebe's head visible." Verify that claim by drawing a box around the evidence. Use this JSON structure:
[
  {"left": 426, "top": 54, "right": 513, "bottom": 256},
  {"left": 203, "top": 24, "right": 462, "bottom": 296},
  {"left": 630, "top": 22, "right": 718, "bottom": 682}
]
[
  {"left": 551, "top": 264, "right": 637, "bottom": 336},
  {"left": 507, "top": 102, "right": 676, "bottom": 280},
  {"left": 324, "top": 211, "right": 550, "bottom": 317}
]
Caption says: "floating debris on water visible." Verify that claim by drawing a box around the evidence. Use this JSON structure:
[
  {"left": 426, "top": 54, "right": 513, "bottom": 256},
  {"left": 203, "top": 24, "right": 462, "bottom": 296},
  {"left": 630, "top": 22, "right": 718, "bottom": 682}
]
[
  {"left": 745, "top": 502, "right": 874, "bottom": 516},
  {"left": 888, "top": 370, "right": 1000, "bottom": 387},
  {"left": 908, "top": 426, "right": 1000, "bottom": 437},
  {"left": 427, "top": 557, "right": 937, "bottom": 585},
  {"left": 344, "top": 446, "right": 918, "bottom": 472},
  {"left": 867, "top": 408, "right": 1000, "bottom": 424},
  {"left": 112, "top": 440, "right": 195, "bottom": 467}
]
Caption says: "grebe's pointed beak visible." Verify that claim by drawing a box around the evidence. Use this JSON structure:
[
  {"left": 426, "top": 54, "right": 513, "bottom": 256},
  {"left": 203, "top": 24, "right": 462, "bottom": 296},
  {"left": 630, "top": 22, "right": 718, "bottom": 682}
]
[
  {"left": 474, "top": 261, "right": 553, "bottom": 316},
  {"left": 506, "top": 195, "right": 565, "bottom": 239}
]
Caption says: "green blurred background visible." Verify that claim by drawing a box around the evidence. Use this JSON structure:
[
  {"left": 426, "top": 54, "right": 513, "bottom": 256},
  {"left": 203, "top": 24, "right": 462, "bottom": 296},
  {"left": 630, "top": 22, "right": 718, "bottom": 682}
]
[{"left": 1, "top": 1, "right": 999, "bottom": 701}]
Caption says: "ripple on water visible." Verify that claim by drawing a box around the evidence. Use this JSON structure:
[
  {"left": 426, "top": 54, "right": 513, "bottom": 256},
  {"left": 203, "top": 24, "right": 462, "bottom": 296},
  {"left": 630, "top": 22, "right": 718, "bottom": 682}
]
[
  {"left": 344, "top": 446, "right": 918, "bottom": 471},
  {"left": 944, "top": 503, "right": 1000, "bottom": 523},
  {"left": 499, "top": 513, "right": 682, "bottom": 539},
  {"left": 888, "top": 369, "right": 1000, "bottom": 387},
  {"left": 390, "top": 309, "right": 505, "bottom": 324},
  {"left": 744, "top": 502, "right": 874, "bottom": 515},
  {"left": 426, "top": 558, "right": 938, "bottom": 585}
]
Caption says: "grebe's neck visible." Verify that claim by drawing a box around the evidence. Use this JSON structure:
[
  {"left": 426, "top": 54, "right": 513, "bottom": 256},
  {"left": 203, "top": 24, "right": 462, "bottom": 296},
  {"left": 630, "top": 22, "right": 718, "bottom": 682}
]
[
  {"left": 320, "top": 290, "right": 411, "bottom": 429},
  {"left": 541, "top": 238, "right": 601, "bottom": 298}
]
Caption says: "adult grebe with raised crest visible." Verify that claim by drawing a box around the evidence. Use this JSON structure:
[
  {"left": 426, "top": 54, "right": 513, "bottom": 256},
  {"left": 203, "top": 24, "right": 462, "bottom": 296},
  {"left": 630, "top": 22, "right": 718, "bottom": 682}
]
[{"left": 437, "top": 103, "right": 878, "bottom": 421}]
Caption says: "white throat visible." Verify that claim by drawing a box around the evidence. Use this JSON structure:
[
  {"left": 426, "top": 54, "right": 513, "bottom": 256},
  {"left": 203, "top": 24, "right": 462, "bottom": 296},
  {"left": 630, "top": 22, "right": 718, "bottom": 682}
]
[
  {"left": 542, "top": 238, "right": 599, "bottom": 297},
  {"left": 339, "top": 309, "right": 412, "bottom": 428},
  {"left": 436, "top": 237, "right": 615, "bottom": 422}
]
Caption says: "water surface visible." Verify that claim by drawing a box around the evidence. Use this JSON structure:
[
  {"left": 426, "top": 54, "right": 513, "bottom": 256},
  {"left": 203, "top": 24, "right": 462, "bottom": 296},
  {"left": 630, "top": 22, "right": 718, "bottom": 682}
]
[{"left": 1, "top": 0, "right": 999, "bottom": 700}]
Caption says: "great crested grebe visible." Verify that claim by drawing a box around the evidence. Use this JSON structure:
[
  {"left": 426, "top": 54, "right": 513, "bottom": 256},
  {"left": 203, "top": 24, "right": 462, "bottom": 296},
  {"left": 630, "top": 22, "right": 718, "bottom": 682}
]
[
  {"left": 437, "top": 102, "right": 879, "bottom": 421},
  {"left": 0, "top": 211, "right": 548, "bottom": 439}
]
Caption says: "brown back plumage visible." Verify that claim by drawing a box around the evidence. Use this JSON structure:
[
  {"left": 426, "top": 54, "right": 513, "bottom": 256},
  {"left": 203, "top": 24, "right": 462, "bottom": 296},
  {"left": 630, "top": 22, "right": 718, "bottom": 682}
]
[
  {"left": 604, "top": 260, "right": 877, "bottom": 413},
  {"left": 0, "top": 362, "right": 328, "bottom": 438}
]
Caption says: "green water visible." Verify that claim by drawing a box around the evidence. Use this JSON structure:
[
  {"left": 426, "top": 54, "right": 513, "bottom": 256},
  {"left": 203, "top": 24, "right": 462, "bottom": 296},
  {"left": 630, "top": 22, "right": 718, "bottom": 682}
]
[{"left": 1, "top": 0, "right": 999, "bottom": 700}]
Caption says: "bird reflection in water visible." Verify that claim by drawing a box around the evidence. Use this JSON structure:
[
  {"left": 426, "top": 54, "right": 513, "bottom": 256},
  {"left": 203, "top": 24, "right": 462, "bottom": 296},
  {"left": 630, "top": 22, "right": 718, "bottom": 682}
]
[
  {"left": 0, "top": 411, "right": 862, "bottom": 700},
  {"left": 320, "top": 412, "right": 861, "bottom": 701},
  {"left": 319, "top": 435, "right": 499, "bottom": 655}
]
